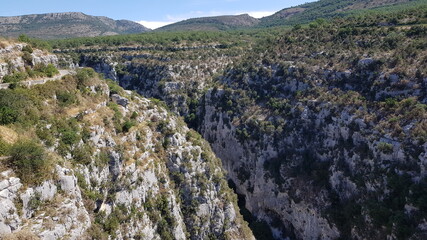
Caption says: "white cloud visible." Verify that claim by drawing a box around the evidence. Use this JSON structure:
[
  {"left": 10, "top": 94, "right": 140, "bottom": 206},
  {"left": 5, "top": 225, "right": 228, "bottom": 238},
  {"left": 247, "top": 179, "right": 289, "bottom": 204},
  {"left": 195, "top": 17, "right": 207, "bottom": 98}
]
[
  {"left": 245, "top": 11, "right": 275, "bottom": 18},
  {"left": 165, "top": 10, "right": 276, "bottom": 22},
  {"left": 136, "top": 20, "right": 175, "bottom": 30}
]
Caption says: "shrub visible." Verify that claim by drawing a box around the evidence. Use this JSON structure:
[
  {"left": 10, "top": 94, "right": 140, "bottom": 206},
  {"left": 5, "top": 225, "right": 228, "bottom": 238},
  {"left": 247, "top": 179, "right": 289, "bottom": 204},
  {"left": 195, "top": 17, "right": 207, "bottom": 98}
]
[
  {"left": 22, "top": 45, "right": 33, "bottom": 53},
  {"left": 122, "top": 120, "right": 135, "bottom": 133},
  {"left": 43, "top": 64, "right": 59, "bottom": 77},
  {"left": 61, "top": 130, "right": 80, "bottom": 146},
  {"left": 33, "top": 64, "right": 59, "bottom": 78},
  {"left": 22, "top": 52, "right": 33, "bottom": 65},
  {"left": 9, "top": 140, "right": 48, "bottom": 184},
  {"left": 107, "top": 79, "right": 123, "bottom": 96},
  {"left": 56, "top": 91, "right": 77, "bottom": 107},
  {"left": 76, "top": 68, "right": 96, "bottom": 88},
  {"left": 0, "top": 106, "right": 18, "bottom": 124},
  {"left": 378, "top": 142, "right": 393, "bottom": 154},
  {"left": 1, "top": 230, "right": 40, "bottom": 240},
  {"left": 72, "top": 145, "right": 93, "bottom": 165},
  {"left": 0, "top": 90, "right": 37, "bottom": 125},
  {"left": 2, "top": 72, "right": 28, "bottom": 83},
  {"left": 0, "top": 138, "right": 10, "bottom": 156}
]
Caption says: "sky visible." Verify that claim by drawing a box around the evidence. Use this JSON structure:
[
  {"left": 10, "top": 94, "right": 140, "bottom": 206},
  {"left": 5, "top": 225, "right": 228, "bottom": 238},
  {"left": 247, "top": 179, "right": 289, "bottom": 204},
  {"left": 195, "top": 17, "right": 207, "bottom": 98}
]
[{"left": 0, "top": 0, "right": 316, "bottom": 29}]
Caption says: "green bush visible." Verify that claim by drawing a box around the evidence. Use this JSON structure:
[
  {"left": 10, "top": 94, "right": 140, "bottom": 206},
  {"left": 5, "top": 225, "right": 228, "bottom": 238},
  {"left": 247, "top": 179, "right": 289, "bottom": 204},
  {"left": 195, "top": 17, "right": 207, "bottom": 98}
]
[
  {"left": 9, "top": 140, "right": 48, "bottom": 184},
  {"left": 33, "top": 64, "right": 59, "bottom": 77},
  {"left": 107, "top": 79, "right": 124, "bottom": 96},
  {"left": 61, "top": 130, "right": 80, "bottom": 146},
  {"left": 0, "top": 138, "right": 10, "bottom": 156},
  {"left": 56, "top": 91, "right": 77, "bottom": 107},
  {"left": 0, "top": 106, "right": 18, "bottom": 124},
  {"left": 2, "top": 72, "right": 28, "bottom": 83},
  {"left": 72, "top": 145, "right": 93, "bottom": 165},
  {"left": 378, "top": 142, "right": 393, "bottom": 154},
  {"left": 22, "top": 45, "right": 33, "bottom": 53},
  {"left": 0, "top": 90, "right": 38, "bottom": 125},
  {"left": 43, "top": 64, "right": 59, "bottom": 77},
  {"left": 76, "top": 68, "right": 96, "bottom": 88},
  {"left": 122, "top": 120, "right": 135, "bottom": 133},
  {"left": 22, "top": 52, "right": 33, "bottom": 65}
]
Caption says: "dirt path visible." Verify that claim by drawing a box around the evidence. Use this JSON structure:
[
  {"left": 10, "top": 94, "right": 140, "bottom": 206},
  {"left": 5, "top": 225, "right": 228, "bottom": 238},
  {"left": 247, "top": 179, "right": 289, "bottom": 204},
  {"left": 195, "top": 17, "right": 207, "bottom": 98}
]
[{"left": 0, "top": 69, "right": 75, "bottom": 90}]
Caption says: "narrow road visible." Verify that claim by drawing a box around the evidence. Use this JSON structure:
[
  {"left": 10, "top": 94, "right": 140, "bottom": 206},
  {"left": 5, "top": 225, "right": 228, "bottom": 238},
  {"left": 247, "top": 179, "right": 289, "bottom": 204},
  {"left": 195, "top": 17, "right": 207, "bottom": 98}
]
[{"left": 0, "top": 69, "right": 75, "bottom": 90}]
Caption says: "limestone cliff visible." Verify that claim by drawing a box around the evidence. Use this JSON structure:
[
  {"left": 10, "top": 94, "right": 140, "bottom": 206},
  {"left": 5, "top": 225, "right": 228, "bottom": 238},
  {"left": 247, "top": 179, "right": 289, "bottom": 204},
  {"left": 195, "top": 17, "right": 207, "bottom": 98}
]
[{"left": 0, "top": 68, "right": 253, "bottom": 239}]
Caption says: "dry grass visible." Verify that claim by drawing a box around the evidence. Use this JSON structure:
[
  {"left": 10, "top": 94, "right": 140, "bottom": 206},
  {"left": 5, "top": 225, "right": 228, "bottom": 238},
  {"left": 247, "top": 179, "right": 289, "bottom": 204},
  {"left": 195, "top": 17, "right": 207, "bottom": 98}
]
[
  {"left": 1, "top": 230, "right": 41, "bottom": 240},
  {"left": 0, "top": 126, "right": 18, "bottom": 144},
  {"left": 83, "top": 106, "right": 113, "bottom": 127}
]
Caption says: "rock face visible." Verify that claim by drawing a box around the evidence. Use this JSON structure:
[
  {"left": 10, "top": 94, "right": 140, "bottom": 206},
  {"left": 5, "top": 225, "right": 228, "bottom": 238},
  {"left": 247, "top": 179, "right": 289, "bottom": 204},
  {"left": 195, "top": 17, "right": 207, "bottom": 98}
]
[
  {"left": 0, "top": 42, "right": 58, "bottom": 81},
  {"left": 52, "top": 8, "right": 427, "bottom": 239},
  {"left": 75, "top": 45, "right": 427, "bottom": 240},
  {"left": 0, "top": 71, "right": 253, "bottom": 239},
  {"left": 0, "top": 12, "right": 150, "bottom": 39},
  {"left": 198, "top": 60, "right": 427, "bottom": 239}
]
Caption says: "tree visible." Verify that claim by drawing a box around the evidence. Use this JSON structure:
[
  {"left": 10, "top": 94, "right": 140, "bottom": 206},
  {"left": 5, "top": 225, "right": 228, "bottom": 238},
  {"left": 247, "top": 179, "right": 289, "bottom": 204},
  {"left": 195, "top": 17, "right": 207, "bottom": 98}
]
[{"left": 9, "top": 140, "right": 48, "bottom": 184}]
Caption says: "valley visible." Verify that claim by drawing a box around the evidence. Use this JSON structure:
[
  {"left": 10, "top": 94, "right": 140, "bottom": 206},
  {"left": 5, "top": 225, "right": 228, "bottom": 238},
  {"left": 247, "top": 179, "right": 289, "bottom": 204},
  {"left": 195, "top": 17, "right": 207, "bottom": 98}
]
[{"left": 0, "top": 0, "right": 426, "bottom": 239}]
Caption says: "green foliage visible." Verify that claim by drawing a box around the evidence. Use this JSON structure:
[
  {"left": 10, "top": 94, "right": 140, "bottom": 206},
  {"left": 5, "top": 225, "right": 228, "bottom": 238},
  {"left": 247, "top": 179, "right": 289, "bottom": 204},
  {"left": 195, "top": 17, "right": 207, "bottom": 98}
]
[
  {"left": 0, "top": 138, "right": 10, "bottom": 156},
  {"left": 96, "top": 150, "right": 110, "bottom": 167},
  {"left": 0, "top": 89, "right": 38, "bottom": 125},
  {"left": 72, "top": 145, "right": 93, "bottom": 165},
  {"left": 2, "top": 72, "right": 28, "bottom": 83},
  {"left": 130, "top": 111, "right": 138, "bottom": 119},
  {"left": 107, "top": 79, "right": 124, "bottom": 96},
  {"left": 34, "top": 64, "right": 59, "bottom": 77},
  {"left": 9, "top": 140, "right": 48, "bottom": 184},
  {"left": 261, "top": 0, "right": 427, "bottom": 27},
  {"left": 18, "top": 34, "right": 52, "bottom": 51},
  {"left": 0, "top": 106, "right": 18, "bottom": 125},
  {"left": 22, "top": 52, "right": 33, "bottom": 65},
  {"left": 61, "top": 130, "right": 80, "bottom": 146},
  {"left": 377, "top": 142, "right": 393, "bottom": 154},
  {"left": 122, "top": 120, "right": 135, "bottom": 133},
  {"left": 56, "top": 90, "right": 77, "bottom": 107},
  {"left": 22, "top": 45, "right": 33, "bottom": 53},
  {"left": 85, "top": 224, "right": 108, "bottom": 240},
  {"left": 76, "top": 68, "right": 96, "bottom": 88}
]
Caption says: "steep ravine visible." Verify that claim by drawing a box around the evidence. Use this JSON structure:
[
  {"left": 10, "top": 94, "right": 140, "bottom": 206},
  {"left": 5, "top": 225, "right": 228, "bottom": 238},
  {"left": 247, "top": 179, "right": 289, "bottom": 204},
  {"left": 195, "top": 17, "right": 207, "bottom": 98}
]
[
  {"left": 79, "top": 57, "right": 342, "bottom": 240},
  {"left": 0, "top": 61, "right": 254, "bottom": 239},
  {"left": 80, "top": 51, "right": 427, "bottom": 240}
]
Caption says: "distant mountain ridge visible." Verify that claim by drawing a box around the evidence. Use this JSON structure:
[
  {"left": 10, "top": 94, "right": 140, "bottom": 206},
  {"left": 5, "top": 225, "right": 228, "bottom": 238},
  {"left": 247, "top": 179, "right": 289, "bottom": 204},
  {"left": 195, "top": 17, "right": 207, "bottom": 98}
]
[
  {"left": 157, "top": 14, "right": 260, "bottom": 31},
  {"left": 260, "top": 0, "right": 423, "bottom": 27},
  {"left": 157, "top": 0, "right": 426, "bottom": 31},
  {"left": 0, "top": 12, "right": 150, "bottom": 39},
  {"left": 0, "top": 0, "right": 425, "bottom": 38}
]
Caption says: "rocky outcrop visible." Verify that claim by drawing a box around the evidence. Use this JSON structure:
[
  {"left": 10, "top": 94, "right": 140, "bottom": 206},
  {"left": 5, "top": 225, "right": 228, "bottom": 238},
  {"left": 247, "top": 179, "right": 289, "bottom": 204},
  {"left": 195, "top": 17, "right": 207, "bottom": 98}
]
[
  {"left": 0, "top": 43, "right": 58, "bottom": 81},
  {"left": 0, "top": 72, "right": 253, "bottom": 240}
]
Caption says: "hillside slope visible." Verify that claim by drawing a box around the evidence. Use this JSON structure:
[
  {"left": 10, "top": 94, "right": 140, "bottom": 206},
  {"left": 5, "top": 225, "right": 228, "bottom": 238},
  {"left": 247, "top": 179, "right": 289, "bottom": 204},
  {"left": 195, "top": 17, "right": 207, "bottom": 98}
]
[
  {"left": 55, "top": 6, "right": 427, "bottom": 239},
  {"left": 157, "top": 14, "right": 260, "bottom": 32},
  {"left": 260, "top": 0, "right": 426, "bottom": 26},
  {"left": 0, "top": 42, "right": 253, "bottom": 238},
  {"left": 0, "top": 12, "right": 150, "bottom": 39}
]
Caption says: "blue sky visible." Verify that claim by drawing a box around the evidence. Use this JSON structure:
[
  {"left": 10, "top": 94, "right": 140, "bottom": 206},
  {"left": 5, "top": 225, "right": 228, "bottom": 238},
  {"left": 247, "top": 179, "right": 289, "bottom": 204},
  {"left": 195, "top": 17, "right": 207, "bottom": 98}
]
[{"left": 1, "top": 0, "right": 316, "bottom": 29}]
